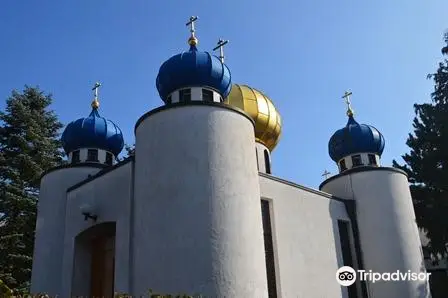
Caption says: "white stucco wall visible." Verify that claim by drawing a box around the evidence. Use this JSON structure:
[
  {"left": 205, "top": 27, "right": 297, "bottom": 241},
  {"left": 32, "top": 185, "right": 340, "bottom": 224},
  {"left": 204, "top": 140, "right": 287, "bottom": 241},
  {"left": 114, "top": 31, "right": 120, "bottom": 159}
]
[
  {"left": 321, "top": 168, "right": 431, "bottom": 298},
  {"left": 60, "top": 161, "right": 133, "bottom": 297},
  {"left": 132, "top": 104, "right": 268, "bottom": 297},
  {"left": 259, "top": 174, "right": 353, "bottom": 298},
  {"left": 31, "top": 166, "right": 102, "bottom": 295}
]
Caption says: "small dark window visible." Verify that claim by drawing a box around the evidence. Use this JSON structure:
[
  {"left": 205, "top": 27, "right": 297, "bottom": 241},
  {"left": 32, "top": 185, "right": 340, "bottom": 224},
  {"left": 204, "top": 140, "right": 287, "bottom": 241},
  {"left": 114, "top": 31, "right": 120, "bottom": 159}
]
[
  {"left": 105, "top": 153, "right": 113, "bottom": 165},
  {"left": 179, "top": 89, "right": 191, "bottom": 103},
  {"left": 340, "top": 159, "right": 347, "bottom": 171},
  {"left": 338, "top": 220, "right": 358, "bottom": 298},
  {"left": 87, "top": 149, "right": 98, "bottom": 162},
  {"left": 202, "top": 89, "right": 214, "bottom": 102},
  {"left": 256, "top": 149, "right": 259, "bottom": 171},
  {"left": 422, "top": 247, "right": 431, "bottom": 260},
  {"left": 261, "top": 200, "right": 277, "bottom": 298},
  {"left": 264, "top": 150, "right": 271, "bottom": 174},
  {"left": 71, "top": 150, "right": 80, "bottom": 164},
  {"left": 166, "top": 95, "right": 172, "bottom": 104},
  {"left": 368, "top": 154, "right": 377, "bottom": 166},
  {"left": 351, "top": 155, "right": 362, "bottom": 167}
]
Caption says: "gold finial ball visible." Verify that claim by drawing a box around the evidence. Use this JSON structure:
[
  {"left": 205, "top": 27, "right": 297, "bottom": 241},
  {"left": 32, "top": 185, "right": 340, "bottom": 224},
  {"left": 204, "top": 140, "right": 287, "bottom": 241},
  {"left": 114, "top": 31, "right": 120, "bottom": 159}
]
[
  {"left": 188, "top": 36, "right": 198, "bottom": 46},
  {"left": 225, "top": 84, "right": 282, "bottom": 151},
  {"left": 91, "top": 99, "right": 100, "bottom": 109},
  {"left": 347, "top": 108, "right": 354, "bottom": 117}
]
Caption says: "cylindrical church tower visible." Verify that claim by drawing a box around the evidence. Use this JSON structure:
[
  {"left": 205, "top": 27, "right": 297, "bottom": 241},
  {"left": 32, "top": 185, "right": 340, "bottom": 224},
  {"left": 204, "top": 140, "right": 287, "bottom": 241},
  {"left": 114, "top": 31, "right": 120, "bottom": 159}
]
[
  {"left": 131, "top": 21, "right": 268, "bottom": 297},
  {"left": 320, "top": 93, "right": 430, "bottom": 298},
  {"left": 225, "top": 84, "right": 282, "bottom": 174},
  {"left": 31, "top": 85, "right": 124, "bottom": 295}
]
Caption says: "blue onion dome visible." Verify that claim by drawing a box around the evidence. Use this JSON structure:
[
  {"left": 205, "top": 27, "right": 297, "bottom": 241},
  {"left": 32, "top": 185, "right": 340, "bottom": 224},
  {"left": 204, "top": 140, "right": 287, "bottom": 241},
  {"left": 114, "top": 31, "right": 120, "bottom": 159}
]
[
  {"left": 155, "top": 23, "right": 232, "bottom": 102},
  {"left": 61, "top": 94, "right": 124, "bottom": 157},
  {"left": 328, "top": 102, "right": 385, "bottom": 163}
]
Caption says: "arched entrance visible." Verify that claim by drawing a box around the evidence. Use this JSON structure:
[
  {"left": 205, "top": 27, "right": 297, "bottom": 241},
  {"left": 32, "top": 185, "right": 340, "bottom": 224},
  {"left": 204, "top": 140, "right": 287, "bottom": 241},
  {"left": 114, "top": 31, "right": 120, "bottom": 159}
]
[{"left": 72, "top": 222, "right": 116, "bottom": 297}]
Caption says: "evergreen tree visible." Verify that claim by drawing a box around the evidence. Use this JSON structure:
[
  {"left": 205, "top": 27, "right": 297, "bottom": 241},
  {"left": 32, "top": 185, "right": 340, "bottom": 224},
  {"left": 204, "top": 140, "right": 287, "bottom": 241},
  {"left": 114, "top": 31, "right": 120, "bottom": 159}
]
[
  {"left": 393, "top": 33, "right": 448, "bottom": 257},
  {"left": 0, "top": 86, "right": 63, "bottom": 292}
]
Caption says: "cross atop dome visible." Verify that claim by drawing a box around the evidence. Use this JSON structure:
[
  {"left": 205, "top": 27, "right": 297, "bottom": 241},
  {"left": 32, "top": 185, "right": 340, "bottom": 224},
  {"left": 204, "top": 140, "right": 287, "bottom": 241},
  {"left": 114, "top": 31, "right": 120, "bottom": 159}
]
[
  {"left": 213, "top": 39, "right": 229, "bottom": 63},
  {"left": 91, "top": 82, "right": 101, "bottom": 109},
  {"left": 322, "top": 169, "right": 331, "bottom": 179},
  {"left": 61, "top": 82, "right": 124, "bottom": 164},
  {"left": 155, "top": 16, "right": 232, "bottom": 102},
  {"left": 329, "top": 90, "right": 385, "bottom": 172},
  {"left": 342, "top": 90, "right": 354, "bottom": 117},
  {"left": 186, "top": 16, "right": 199, "bottom": 47}
]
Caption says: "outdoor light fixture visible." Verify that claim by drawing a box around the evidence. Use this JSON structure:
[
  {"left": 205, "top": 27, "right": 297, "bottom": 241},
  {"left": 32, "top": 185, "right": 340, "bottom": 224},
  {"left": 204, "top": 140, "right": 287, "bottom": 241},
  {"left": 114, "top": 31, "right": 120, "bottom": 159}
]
[{"left": 80, "top": 203, "right": 97, "bottom": 222}]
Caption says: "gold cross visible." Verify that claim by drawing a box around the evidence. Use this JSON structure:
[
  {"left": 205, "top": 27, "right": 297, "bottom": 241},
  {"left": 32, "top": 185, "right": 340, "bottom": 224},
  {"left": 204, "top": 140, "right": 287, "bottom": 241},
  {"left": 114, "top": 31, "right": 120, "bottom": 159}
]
[
  {"left": 342, "top": 90, "right": 354, "bottom": 116},
  {"left": 213, "top": 39, "right": 229, "bottom": 63}
]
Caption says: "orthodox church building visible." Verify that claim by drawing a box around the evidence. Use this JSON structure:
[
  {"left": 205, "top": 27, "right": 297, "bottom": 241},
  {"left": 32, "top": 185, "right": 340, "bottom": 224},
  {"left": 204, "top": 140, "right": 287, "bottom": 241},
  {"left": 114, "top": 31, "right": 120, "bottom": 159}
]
[{"left": 31, "top": 17, "right": 430, "bottom": 298}]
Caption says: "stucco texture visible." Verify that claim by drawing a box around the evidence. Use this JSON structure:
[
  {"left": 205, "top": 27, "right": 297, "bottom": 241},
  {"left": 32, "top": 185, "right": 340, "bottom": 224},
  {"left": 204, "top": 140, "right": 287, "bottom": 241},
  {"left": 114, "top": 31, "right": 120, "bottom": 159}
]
[
  {"left": 260, "top": 174, "right": 352, "bottom": 298},
  {"left": 321, "top": 169, "right": 431, "bottom": 298},
  {"left": 62, "top": 162, "right": 133, "bottom": 297},
  {"left": 132, "top": 105, "right": 268, "bottom": 297},
  {"left": 31, "top": 166, "right": 102, "bottom": 295}
]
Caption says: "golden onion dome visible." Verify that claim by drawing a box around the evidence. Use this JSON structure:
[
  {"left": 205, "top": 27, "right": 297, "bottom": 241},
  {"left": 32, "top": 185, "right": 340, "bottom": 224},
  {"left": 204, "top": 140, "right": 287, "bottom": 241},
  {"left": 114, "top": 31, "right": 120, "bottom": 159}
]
[{"left": 225, "top": 84, "right": 282, "bottom": 151}]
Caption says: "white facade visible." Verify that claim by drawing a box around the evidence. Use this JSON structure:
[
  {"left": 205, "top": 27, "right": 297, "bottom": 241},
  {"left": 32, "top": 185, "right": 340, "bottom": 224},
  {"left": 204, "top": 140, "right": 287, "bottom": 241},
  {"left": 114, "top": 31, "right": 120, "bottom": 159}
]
[
  {"left": 60, "top": 161, "right": 133, "bottom": 297},
  {"left": 321, "top": 168, "right": 430, "bottom": 298},
  {"left": 259, "top": 174, "right": 357, "bottom": 297},
  {"left": 31, "top": 101, "right": 431, "bottom": 297},
  {"left": 31, "top": 165, "right": 104, "bottom": 295}
]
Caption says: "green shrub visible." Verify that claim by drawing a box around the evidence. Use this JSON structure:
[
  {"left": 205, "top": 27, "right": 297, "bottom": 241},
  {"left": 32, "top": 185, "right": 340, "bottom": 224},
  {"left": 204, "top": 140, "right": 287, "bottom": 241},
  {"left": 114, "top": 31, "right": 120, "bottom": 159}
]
[
  {"left": 0, "top": 285, "right": 202, "bottom": 298},
  {"left": 0, "top": 279, "right": 13, "bottom": 297}
]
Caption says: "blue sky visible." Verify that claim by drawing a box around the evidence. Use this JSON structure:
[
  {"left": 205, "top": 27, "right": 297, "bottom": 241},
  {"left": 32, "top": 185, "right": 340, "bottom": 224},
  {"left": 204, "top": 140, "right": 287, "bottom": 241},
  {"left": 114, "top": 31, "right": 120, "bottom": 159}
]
[{"left": 1, "top": 1, "right": 447, "bottom": 188}]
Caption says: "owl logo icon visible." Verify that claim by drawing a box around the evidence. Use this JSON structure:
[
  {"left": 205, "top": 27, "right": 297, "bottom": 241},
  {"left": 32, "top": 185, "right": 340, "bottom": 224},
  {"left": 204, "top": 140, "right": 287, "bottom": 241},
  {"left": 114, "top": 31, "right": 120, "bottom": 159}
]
[{"left": 336, "top": 266, "right": 357, "bottom": 286}]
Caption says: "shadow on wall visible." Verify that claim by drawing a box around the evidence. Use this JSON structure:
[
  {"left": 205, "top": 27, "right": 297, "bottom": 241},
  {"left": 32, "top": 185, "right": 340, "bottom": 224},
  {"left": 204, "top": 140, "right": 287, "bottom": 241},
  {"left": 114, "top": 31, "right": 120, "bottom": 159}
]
[{"left": 329, "top": 198, "right": 367, "bottom": 298}]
